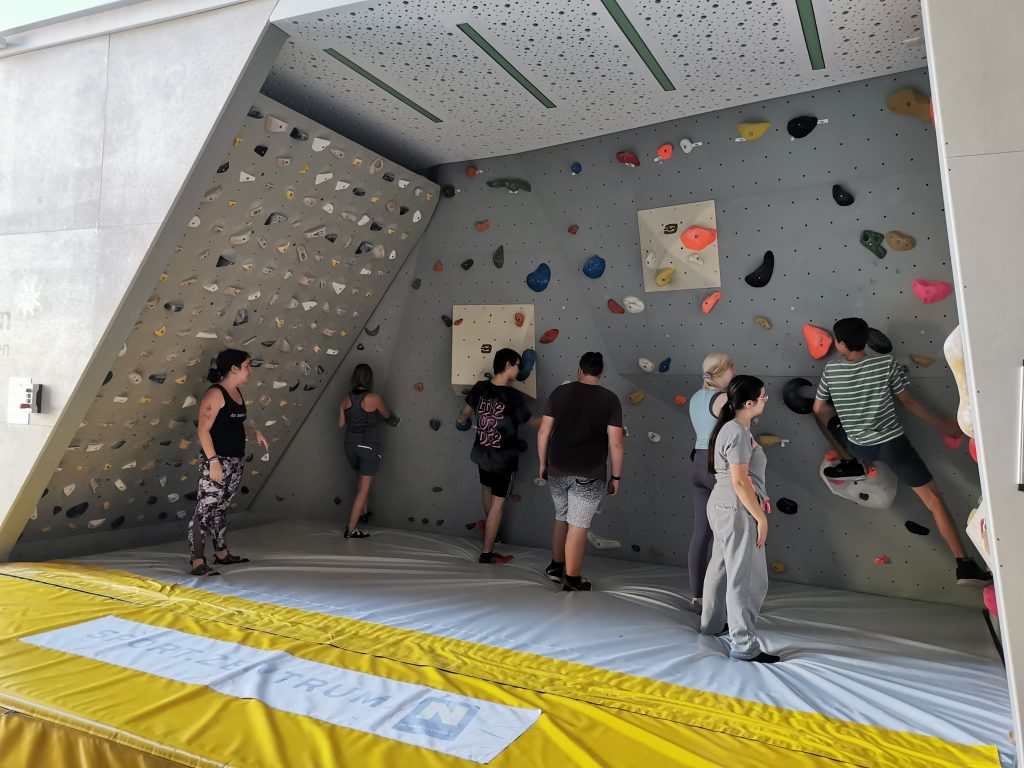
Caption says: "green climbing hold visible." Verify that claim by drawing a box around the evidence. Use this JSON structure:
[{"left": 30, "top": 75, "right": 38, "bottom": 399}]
[
  {"left": 486, "top": 178, "right": 532, "bottom": 193},
  {"left": 860, "top": 230, "right": 887, "bottom": 259},
  {"left": 493, "top": 246, "right": 504, "bottom": 269}
]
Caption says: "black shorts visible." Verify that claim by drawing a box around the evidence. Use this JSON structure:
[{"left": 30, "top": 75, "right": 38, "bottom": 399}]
[
  {"left": 345, "top": 443, "right": 382, "bottom": 476},
  {"left": 478, "top": 468, "right": 514, "bottom": 498},
  {"left": 828, "top": 417, "right": 932, "bottom": 487}
]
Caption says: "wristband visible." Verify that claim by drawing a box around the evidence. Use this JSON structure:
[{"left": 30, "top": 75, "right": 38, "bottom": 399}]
[
  {"left": 208, "top": 457, "right": 220, "bottom": 464},
  {"left": 455, "top": 420, "right": 472, "bottom": 432},
  {"left": 610, "top": 475, "right": 620, "bottom": 481}
]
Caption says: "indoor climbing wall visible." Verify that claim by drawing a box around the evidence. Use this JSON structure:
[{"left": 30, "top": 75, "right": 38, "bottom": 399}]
[
  {"left": 12, "top": 95, "right": 438, "bottom": 556},
  {"left": 257, "top": 68, "right": 979, "bottom": 606}
]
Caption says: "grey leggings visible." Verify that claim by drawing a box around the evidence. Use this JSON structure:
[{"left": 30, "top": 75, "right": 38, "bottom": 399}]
[{"left": 688, "top": 449, "right": 716, "bottom": 598}]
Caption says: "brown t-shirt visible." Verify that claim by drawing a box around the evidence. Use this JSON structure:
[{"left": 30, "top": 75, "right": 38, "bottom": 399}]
[{"left": 544, "top": 381, "right": 623, "bottom": 480}]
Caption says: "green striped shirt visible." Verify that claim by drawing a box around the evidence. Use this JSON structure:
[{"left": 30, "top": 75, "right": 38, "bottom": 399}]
[{"left": 815, "top": 355, "right": 909, "bottom": 446}]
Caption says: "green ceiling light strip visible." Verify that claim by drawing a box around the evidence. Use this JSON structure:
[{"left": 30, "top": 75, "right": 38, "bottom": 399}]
[
  {"left": 456, "top": 23, "right": 556, "bottom": 109},
  {"left": 323, "top": 48, "right": 443, "bottom": 123},
  {"left": 598, "top": 0, "right": 675, "bottom": 92},
  {"left": 794, "top": 0, "right": 826, "bottom": 70}
]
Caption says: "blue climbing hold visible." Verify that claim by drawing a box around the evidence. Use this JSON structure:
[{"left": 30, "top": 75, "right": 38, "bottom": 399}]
[
  {"left": 570, "top": 162, "right": 582, "bottom": 175},
  {"left": 527, "top": 263, "right": 551, "bottom": 292},
  {"left": 582, "top": 255, "right": 606, "bottom": 279},
  {"left": 517, "top": 348, "right": 537, "bottom": 381},
  {"left": 658, "top": 357, "right": 672, "bottom": 373}
]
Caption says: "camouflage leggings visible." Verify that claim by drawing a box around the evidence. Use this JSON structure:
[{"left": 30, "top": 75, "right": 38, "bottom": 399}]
[{"left": 188, "top": 456, "right": 243, "bottom": 560}]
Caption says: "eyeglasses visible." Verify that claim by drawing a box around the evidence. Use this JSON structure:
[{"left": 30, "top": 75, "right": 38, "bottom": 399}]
[{"left": 757, "top": 395, "right": 769, "bottom": 401}]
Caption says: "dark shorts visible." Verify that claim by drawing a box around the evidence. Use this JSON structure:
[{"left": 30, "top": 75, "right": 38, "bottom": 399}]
[
  {"left": 345, "top": 443, "right": 382, "bottom": 476},
  {"left": 479, "top": 468, "right": 514, "bottom": 498},
  {"left": 828, "top": 416, "right": 932, "bottom": 487}
]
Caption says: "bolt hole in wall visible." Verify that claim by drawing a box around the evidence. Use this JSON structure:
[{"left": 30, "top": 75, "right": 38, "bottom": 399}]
[{"left": 259, "top": 68, "right": 982, "bottom": 608}]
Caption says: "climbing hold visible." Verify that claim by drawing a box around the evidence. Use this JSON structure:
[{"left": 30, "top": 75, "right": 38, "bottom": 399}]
[
  {"left": 658, "top": 357, "right": 672, "bottom": 373},
  {"left": 803, "top": 324, "right": 833, "bottom": 359},
  {"left": 783, "top": 377, "right": 815, "bottom": 415},
  {"left": 461, "top": 259, "right": 474, "bottom": 270},
  {"left": 289, "top": 127, "right": 308, "bottom": 141},
  {"left": 414, "top": 383, "right": 424, "bottom": 392},
  {"left": 860, "top": 230, "right": 887, "bottom": 259},
  {"left": 885, "top": 231, "right": 916, "bottom": 251},
  {"left": 638, "top": 358, "right": 655, "bottom": 373},
  {"left": 943, "top": 434, "right": 963, "bottom": 449},
  {"left": 655, "top": 143, "right": 673, "bottom": 162},
  {"left": 623, "top": 296, "right": 645, "bottom": 314},
  {"left": 527, "top": 263, "right": 551, "bottom": 292},
  {"left": 66, "top": 502, "right": 89, "bottom": 519},
  {"left": 874, "top": 555, "right": 891, "bottom": 565},
  {"left": 969, "top": 438, "right": 978, "bottom": 463},
  {"left": 232, "top": 309, "right": 249, "bottom": 327},
  {"left": 701, "top": 291, "right": 722, "bottom": 314},
  {"left": 539, "top": 329, "right": 559, "bottom": 344},
  {"left": 905, "top": 521, "right": 930, "bottom": 536},
  {"left": 680, "top": 225, "right": 717, "bottom": 251},
  {"left": 912, "top": 279, "right": 953, "bottom": 304},
  {"left": 587, "top": 532, "right": 621, "bottom": 549},
  {"left": 867, "top": 328, "right": 893, "bottom": 354},
  {"left": 570, "top": 162, "right": 583, "bottom": 175},
  {"left": 886, "top": 88, "right": 932, "bottom": 122},
  {"left": 674, "top": 395, "right": 688, "bottom": 406},
  {"left": 486, "top": 178, "right": 532, "bottom": 193},
  {"left": 264, "top": 115, "right": 287, "bottom": 132},
  {"left": 776, "top": 498, "right": 798, "bottom": 515},
  {"left": 474, "top": 220, "right": 491, "bottom": 232},
  {"left": 265, "top": 212, "right": 287, "bottom": 226},
  {"left": 517, "top": 349, "right": 537, "bottom": 381},
  {"left": 465, "top": 165, "right": 480, "bottom": 177},
  {"left": 771, "top": 561, "right": 787, "bottom": 574},
  {"left": 582, "top": 255, "right": 606, "bottom": 279},
  {"left": 607, "top": 298, "right": 625, "bottom": 315},
  {"left": 655, "top": 267, "right": 676, "bottom": 287},
  {"left": 568, "top": 224, "right": 579, "bottom": 235},
  {"left": 492, "top": 246, "right": 504, "bottom": 269},
  {"left": 755, "top": 316, "right": 772, "bottom": 330},
  {"left": 412, "top": 278, "right": 422, "bottom": 289},
  {"left": 648, "top": 431, "right": 661, "bottom": 443},
  {"left": 429, "top": 419, "right": 442, "bottom": 431},
  {"left": 628, "top": 389, "right": 646, "bottom": 404},
  {"left": 736, "top": 121, "right": 771, "bottom": 141},
  {"left": 909, "top": 353, "right": 935, "bottom": 368},
  {"left": 832, "top": 184, "right": 855, "bottom": 206},
  {"left": 514, "top": 312, "right": 525, "bottom": 327},
  {"left": 944, "top": 324, "right": 974, "bottom": 437},
  {"left": 442, "top": 315, "right": 453, "bottom": 328},
  {"left": 787, "top": 115, "right": 818, "bottom": 139},
  {"left": 756, "top": 435, "right": 786, "bottom": 448},
  {"left": 744, "top": 250, "right": 774, "bottom": 288},
  {"left": 365, "top": 325, "right": 380, "bottom": 337},
  {"left": 616, "top": 151, "right": 640, "bottom": 167},
  {"left": 433, "top": 260, "right": 444, "bottom": 272}
]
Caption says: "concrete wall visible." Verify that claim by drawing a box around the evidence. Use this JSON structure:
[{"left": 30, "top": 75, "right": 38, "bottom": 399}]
[
  {"left": 256, "top": 68, "right": 985, "bottom": 607},
  {"left": 0, "top": 0, "right": 284, "bottom": 558}
]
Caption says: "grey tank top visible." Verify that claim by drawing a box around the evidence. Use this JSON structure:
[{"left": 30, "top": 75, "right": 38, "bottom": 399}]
[{"left": 344, "top": 391, "right": 382, "bottom": 447}]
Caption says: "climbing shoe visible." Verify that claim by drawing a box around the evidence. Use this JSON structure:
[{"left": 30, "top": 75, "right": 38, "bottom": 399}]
[
  {"left": 745, "top": 652, "right": 781, "bottom": 664},
  {"left": 344, "top": 529, "right": 371, "bottom": 539},
  {"left": 480, "top": 551, "right": 513, "bottom": 564},
  {"left": 956, "top": 557, "right": 993, "bottom": 586},
  {"left": 545, "top": 560, "right": 565, "bottom": 583},
  {"left": 189, "top": 562, "right": 220, "bottom": 576},
  {"left": 823, "top": 459, "right": 866, "bottom": 479},
  {"left": 562, "top": 575, "right": 592, "bottom": 592},
  {"left": 213, "top": 553, "right": 249, "bottom": 565}
]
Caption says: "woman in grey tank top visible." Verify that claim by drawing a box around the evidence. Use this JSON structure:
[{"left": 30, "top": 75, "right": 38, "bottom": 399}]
[{"left": 339, "top": 364, "right": 399, "bottom": 538}]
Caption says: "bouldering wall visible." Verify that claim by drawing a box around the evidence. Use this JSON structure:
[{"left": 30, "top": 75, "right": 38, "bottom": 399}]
[
  {"left": 254, "top": 68, "right": 981, "bottom": 606},
  {"left": 11, "top": 95, "right": 438, "bottom": 560}
]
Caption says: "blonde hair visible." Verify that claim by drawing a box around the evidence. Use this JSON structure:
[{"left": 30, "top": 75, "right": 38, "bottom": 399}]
[{"left": 702, "top": 352, "right": 734, "bottom": 390}]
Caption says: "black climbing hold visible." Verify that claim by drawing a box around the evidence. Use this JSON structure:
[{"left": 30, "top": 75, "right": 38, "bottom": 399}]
[
  {"left": 265, "top": 212, "right": 286, "bottom": 226},
  {"left": 304, "top": 384, "right": 316, "bottom": 391},
  {"left": 254, "top": 145, "right": 268, "bottom": 157},
  {"left": 465, "top": 522, "right": 477, "bottom": 530},
  {"left": 247, "top": 107, "right": 263, "bottom": 119},
  {"left": 288, "top": 381, "right": 300, "bottom": 392},
  {"left": 782, "top": 378, "right": 815, "bottom": 415},
  {"left": 492, "top": 246, "right": 504, "bottom": 269},
  {"left": 370, "top": 221, "right": 382, "bottom": 232},
  {"left": 429, "top": 419, "right": 442, "bottom": 431},
  {"left": 148, "top": 373, "right": 166, "bottom": 384},
  {"left": 353, "top": 188, "right": 366, "bottom": 197},
  {"left": 399, "top": 206, "right": 409, "bottom": 215},
  {"left": 744, "top": 250, "right": 774, "bottom": 288},
  {"left": 461, "top": 259, "right": 474, "bottom": 270},
  {"left": 241, "top": 486, "right": 250, "bottom": 494},
  {"left": 832, "top": 184, "right": 854, "bottom": 207},
  {"left": 261, "top": 340, "right": 275, "bottom": 348},
  {"left": 442, "top": 315, "right": 453, "bottom": 327},
  {"left": 316, "top": 365, "right": 325, "bottom": 375},
  {"left": 422, "top": 518, "right": 429, "bottom": 525},
  {"left": 776, "top": 498, "right": 798, "bottom": 515},
  {"left": 905, "top": 521, "right": 930, "bottom": 536},
  {"left": 52, "top": 505, "right": 62, "bottom": 515},
  {"left": 164, "top": 301, "right": 184, "bottom": 312},
  {"left": 355, "top": 241, "right": 373, "bottom": 255},
  {"left": 365, "top": 325, "right": 380, "bottom": 337},
  {"left": 325, "top": 233, "right": 337, "bottom": 243},
  {"left": 250, "top": 359, "right": 263, "bottom": 367},
  {"left": 102, "top": 371, "right": 113, "bottom": 386},
  {"left": 787, "top": 115, "right": 818, "bottom": 139},
  {"left": 860, "top": 230, "right": 887, "bottom": 259},
  {"left": 159, "top": 440, "right": 171, "bottom": 446},
  {"left": 185, "top": 491, "right": 198, "bottom": 501},
  {"left": 40, "top": 488, "right": 48, "bottom": 499},
  {"left": 290, "top": 127, "right": 308, "bottom": 141},
  {"left": 631, "top": 544, "right": 641, "bottom": 552},
  {"left": 158, "top": 512, "right": 168, "bottom": 520},
  {"left": 436, "top": 519, "right": 444, "bottom": 525},
  {"left": 859, "top": 493, "right": 870, "bottom": 501},
  {"left": 334, "top": 497, "right": 342, "bottom": 505},
  {"left": 357, "top": 343, "right": 365, "bottom": 351},
  {"left": 217, "top": 162, "right": 230, "bottom": 174},
  {"left": 867, "top": 328, "right": 892, "bottom": 354},
  {"left": 216, "top": 255, "right": 234, "bottom": 268},
  {"left": 147, "top": 496, "right": 158, "bottom": 505},
  {"left": 275, "top": 495, "right": 285, "bottom": 502},
  {"left": 111, "top": 440, "right": 126, "bottom": 449},
  {"left": 110, "top": 515, "right": 125, "bottom": 529},
  {"left": 412, "top": 278, "right": 422, "bottom": 289},
  {"left": 442, "top": 184, "right": 456, "bottom": 198},
  {"left": 233, "top": 309, "right": 249, "bottom": 327},
  {"left": 431, "top": 487, "right": 443, "bottom": 493},
  {"left": 66, "top": 502, "right": 89, "bottom": 519},
  {"left": 383, "top": 173, "right": 395, "bottom": 182}
]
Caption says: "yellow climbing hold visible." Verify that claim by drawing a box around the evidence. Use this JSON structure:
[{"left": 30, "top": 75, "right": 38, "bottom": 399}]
[
  {"left": 755, "top": 316, "right": 772, "bottom": 330},
  {"left": 757, "top": 435, "right": 784, "bottom": 448},
  {"left": 628, "top": 389, "right": 646, "bottom": 405},
  {"left": 737, "top": 121, "right": 771, "bottom": 141},
  {"left": 153, "top": 326, "right": 166, "bottom": 337},
  {"left": 233, "top": 136, "right": 243, "bottom": 146},
  {"left": 656, "top": 267, "right": 676, "bottom": 287},
  {"left": 909, "top": 353, "right": 935, "bottom": 368},
  {"left": 179, "top": 438, "right": 192, "bottom": 450},
  {"left": 285, "top": 190, "right": 295, "bottom": 200},
  {"left": 331, "top": 258, "right": 341, "bottom": 267},
  {"left": 771, "top": 561, "right": 787, "bottom": 574},
  {"left": 299, "top": 164, "right": 310, "bottom": 175},
  {"left": 139, "top": 396, "right": 152, "bottom": 405},
  {"left": 279, "top": 400, "right": 288, "bottom": 408},
  {"left": 175, "top": 375, "right": 187, "bottom": 385},
  {"left": 159, "top": 273, "right": 168, "bottom": 281}
]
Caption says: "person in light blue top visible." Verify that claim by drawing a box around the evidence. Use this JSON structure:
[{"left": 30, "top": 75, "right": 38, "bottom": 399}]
[{"left": 686, "top": 352, "right": 734, "bottom": 613}]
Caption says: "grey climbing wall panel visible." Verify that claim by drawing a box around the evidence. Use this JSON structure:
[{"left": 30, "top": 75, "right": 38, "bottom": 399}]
[
  {"left": 256, "top": 68, "right": 983, "bottom": 607},
  {"left": 13, "top": 96, "right": 438, "bottom": 551}
]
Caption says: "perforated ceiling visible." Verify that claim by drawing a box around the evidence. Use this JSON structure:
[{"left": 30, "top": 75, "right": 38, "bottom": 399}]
[{"left": 265, "top": 0, "right": 926, "bottom": 169}]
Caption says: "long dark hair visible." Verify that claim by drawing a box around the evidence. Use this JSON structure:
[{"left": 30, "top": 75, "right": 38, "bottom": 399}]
[
  {"left": 707, "top": 375, "right": 765, "bottom": 473},
  {"left": 207, "top": 349, "right": 249, "bottom": 383},
  {"left": 351, "top": 363, "right": 373, "bottom": 393}
]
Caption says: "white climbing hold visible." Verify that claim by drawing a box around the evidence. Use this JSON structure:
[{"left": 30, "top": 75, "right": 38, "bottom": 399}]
[
  {"left": 322, "top": 202, "right": 334, "bottom": 214},
  {"left": 679, "top": 138, "right": 703, "bottom": 153},
  {"left": 272, "top": 381, "right": 287, "bottom": 389},
  {"left": 638, "top": 357, "right": 655, "bottom": 373},
  {"left": 357, "top": 215, "right": 370, "bottom": 226},
  {"left": 248, "top": 290, "right": 261, "bottom": 301},
  {"left": 587, "top": 531, "right": 621, "bottom": 549},
  {"left": 329, "top": 148, "right": 345, "bottom": 159},
  {"left": 413, "top": 210, "right": 423, "bottom": 223},
  {"left": 63, "top": 484, "right": 76, "bottom": 497},
  {"left": 335, "top": 181, "right": 350, "bottom": 191},
  {"left": 260, "top": 453, "right": 271, "bottom": 462},
  {"left": 88, "top": 518, "right": 106, "bottom": 529},
  {"left": 332, "top": 282, "right": 346, "bottom": 294},
  {"left": 188, "top": 216, "right": 201, "bottom": 228},
  {"left": 311, "top": 137, "right": 330, "bottom": 152},
  {"left": 304, "top": 225, "right": 326, "bottom": 239},
  {"left": 114, "top": 479, "right": 127, "bottom": 491},
  {"left": 644, "top": 251, "right": 658, "bottom": 269},
  {"left": 182, "top": 395, "right": 197, "bottom": 408},
  {"left": 647, "top": 431, "right": 661, "bottom": 443},
  {"left": 623, "top": 296, "right": 645, "bottom": 313},
  {"left": 229, "top": 230, "right": 252, "bottom": 246},
  {"left": 264, "top": 115, "right": 288, "bottom": 132},
  {"left": 301, "top": 301, "right": 318, "bottom": 311},
  {"left": 315, "top": 172, "right": 333, "bottom": 185},
  {"left": 398, "top": 179, "right": 410, "bottom": 188},
  {"left": 239, "top": 171, "right": 255, "bottom": 183}
]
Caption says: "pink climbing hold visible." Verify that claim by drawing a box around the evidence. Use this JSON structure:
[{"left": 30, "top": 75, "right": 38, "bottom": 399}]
[
  {"left": 943, "top": 434, "right": 963, "bottom": 449},
  {"left": 874, "top": 555, "right": 891, "bottom": 565},
  {"left": 912, "top": 279, "right": 953, "bottom": 304},
  {"left": 969, "top": 438, "right": 978, "bottom": 463},
  {"left": 984, "top": 583, "right": 998, "bottom": 616}
]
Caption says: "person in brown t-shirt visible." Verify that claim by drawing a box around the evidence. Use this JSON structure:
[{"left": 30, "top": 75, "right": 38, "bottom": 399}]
[{"left": 537, "top": 352, "right": 624, "bottom": 592}]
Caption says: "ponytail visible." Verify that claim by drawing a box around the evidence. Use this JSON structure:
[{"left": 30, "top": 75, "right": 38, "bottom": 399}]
[
  {"left": 207, "top": 348, "right": 249, "bottom": 384},
  {"left": 706, "top": 375, "right": 764, "bottom": 474}
]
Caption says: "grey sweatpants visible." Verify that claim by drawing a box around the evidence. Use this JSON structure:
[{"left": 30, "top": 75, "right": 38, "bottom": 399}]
[{"left": 699, "top": 495, "right": 768, "bottom": 659}]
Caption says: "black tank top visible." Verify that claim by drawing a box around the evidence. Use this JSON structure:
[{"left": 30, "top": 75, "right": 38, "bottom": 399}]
[
  {"left": 209, "top": 384, "right": 247, "bottom": 457},
  {"left": 344, "top": 390, "right": 382, "bottom": 448}
]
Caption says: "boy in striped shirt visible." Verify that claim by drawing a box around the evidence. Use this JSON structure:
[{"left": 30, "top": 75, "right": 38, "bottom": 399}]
[{"left": 812, "top": 317, "right": 991, "bottom": 586}]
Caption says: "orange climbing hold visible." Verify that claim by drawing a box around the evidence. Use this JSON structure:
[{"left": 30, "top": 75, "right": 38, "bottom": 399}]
[
  {"left": 454, "top": 318, "right": 464, "bottom": 326},
  {"left": 824, "top": 450, "right": 840, "bottom": 462},
  {"left": 414, "top": 382, "right": 424, "bottom": 392},
  {"left": 539, "top": 329, "right": 559, "bottom": 344},
  {"left": 803, "top": 324, "right": 833, "bottom": 359},
  {"left": 701, "top": 290, "right": 722, "bottom": 314},
  {"left": 465, "top": 165, "right": 479, "bottom": 177},
  {"left": 656, "top": 143, "right": 673, "bottom": 161},
  {"left": 969, "top": 438, "right": 978, "bottom": 463},
  {"left": 874, "top": 555, "right": 891, "bottom": 565},
  {"left": 674, "top": 395, "right": 688, "bottom": 406},
  {"left": 433, "top": 260, "right": 444, "bottom": 271},
  {"left": 680, "top": 225, "right": 717, "bottom": 251},
  {"left": 514, "top": 312, "right": 525, "bottom": 327},
  {"left": 474, "top": 220, "right": 491, "bottom": 232}
]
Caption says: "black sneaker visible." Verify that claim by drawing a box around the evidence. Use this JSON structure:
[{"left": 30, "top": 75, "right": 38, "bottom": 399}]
[
  {"left": 956, "top": 557, "right": 993, "bottom": 586},
  {"left": 744, "top": 651, "right": 781, "bottom": 664},
  {"left": 189, "top": 562, "right": 220, "bottom": 576},
  {"left": 545, "top": 561, "right": 565, "bottom": 583},
  {"left": 344, "top": 529, "right": 371, "bottom": 539},
  {"left": 562, "top": 577, "right": 592, "bottom": 592},
  {"left": 823, "top": 459, "right": 866, "bottom": 479},
  {"left": 479, "top": 551, "right": 513, "bottom": 564}
]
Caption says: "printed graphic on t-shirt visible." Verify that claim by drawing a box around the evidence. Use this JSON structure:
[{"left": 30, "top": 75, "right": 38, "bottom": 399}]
[{"left": 476, "top": 398, "right": 506, "bottom": 448}]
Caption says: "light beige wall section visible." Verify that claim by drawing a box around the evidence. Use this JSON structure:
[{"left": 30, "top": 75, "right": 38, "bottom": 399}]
[
  {"left": 923, "top": 0, "right": 1024, "bottom": 759},
  {"left": 0, "top": 0, "right": 284, "bottom": 559}
]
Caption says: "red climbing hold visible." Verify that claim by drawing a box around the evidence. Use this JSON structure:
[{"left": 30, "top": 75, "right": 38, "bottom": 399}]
[
  {"left": 616, "top": 151, "right": 640, "bottom": 168},
  {"left": 433, "top": 260, "right": 444, "bottom": 271},
  {"left": 465, "top": 165, "right": 479, "bottom": 177},
  {"left": 568, "top": 224, "right": 579, "bottom": 235},
  {"left": 539, "top": 329, "right": 559, "bottom": 344},
  {"left": 514, "top": 312, "right": 525, "bottom": 327},
  {"left": 873, "top": 555, "right": 891, "bottom": 565},
  {"left": 475, "top": 220, "right": 491, "bottom": 232},
  {"left": 969, "top": 438, "right": 978, "bottom": 463},
  {"left": 943, "top": 434, "right": 963, "bottom": 449},
  {"left": 680, "top": 225, "right": 717, "bottom": 251},
  {"left": 608, "top": 298, "right": 625, "bottom": 314},
  {"left": 824, "top": 450, "right": 840, "bottom": 463},
  {"left": 414, "top": 382, "right": 424, "bottom": 392},
  {"left": 701, "top": 290, "right": 722, "bottom": 314},
  {"left": 454, "top": 318, "right": 464, "bottom": 326},
  {"left": 912, "top": 279, "right": 953, "bottom": 304},
  {"left": 674, "top": 395, "right": 688, "bottom": 406},
  {"left": 803, "top": 324, "right": 833, "bottom": 359}
]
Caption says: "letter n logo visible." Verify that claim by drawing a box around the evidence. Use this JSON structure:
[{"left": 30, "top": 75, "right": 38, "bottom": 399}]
[{"left": 391, "top": 696, "right": 479, "bottom": 741}]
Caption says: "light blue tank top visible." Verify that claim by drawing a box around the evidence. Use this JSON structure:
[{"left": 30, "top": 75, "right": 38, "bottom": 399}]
[{"left": 689, "top": 388, "right": 723, "bottom": 450}]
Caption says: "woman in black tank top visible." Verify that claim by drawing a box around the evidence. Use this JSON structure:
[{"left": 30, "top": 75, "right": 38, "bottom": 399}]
[
  {"left": 187, "top": 349, "right": 269, "bottom": 576},
  {"left": 338, "top": 364, "right": 399, "bottom": 538}
]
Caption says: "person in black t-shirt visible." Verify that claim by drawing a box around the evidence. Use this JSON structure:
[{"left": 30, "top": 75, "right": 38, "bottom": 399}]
[{"left": 457, "top": 348, "right": 532, "bottom": 564}]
